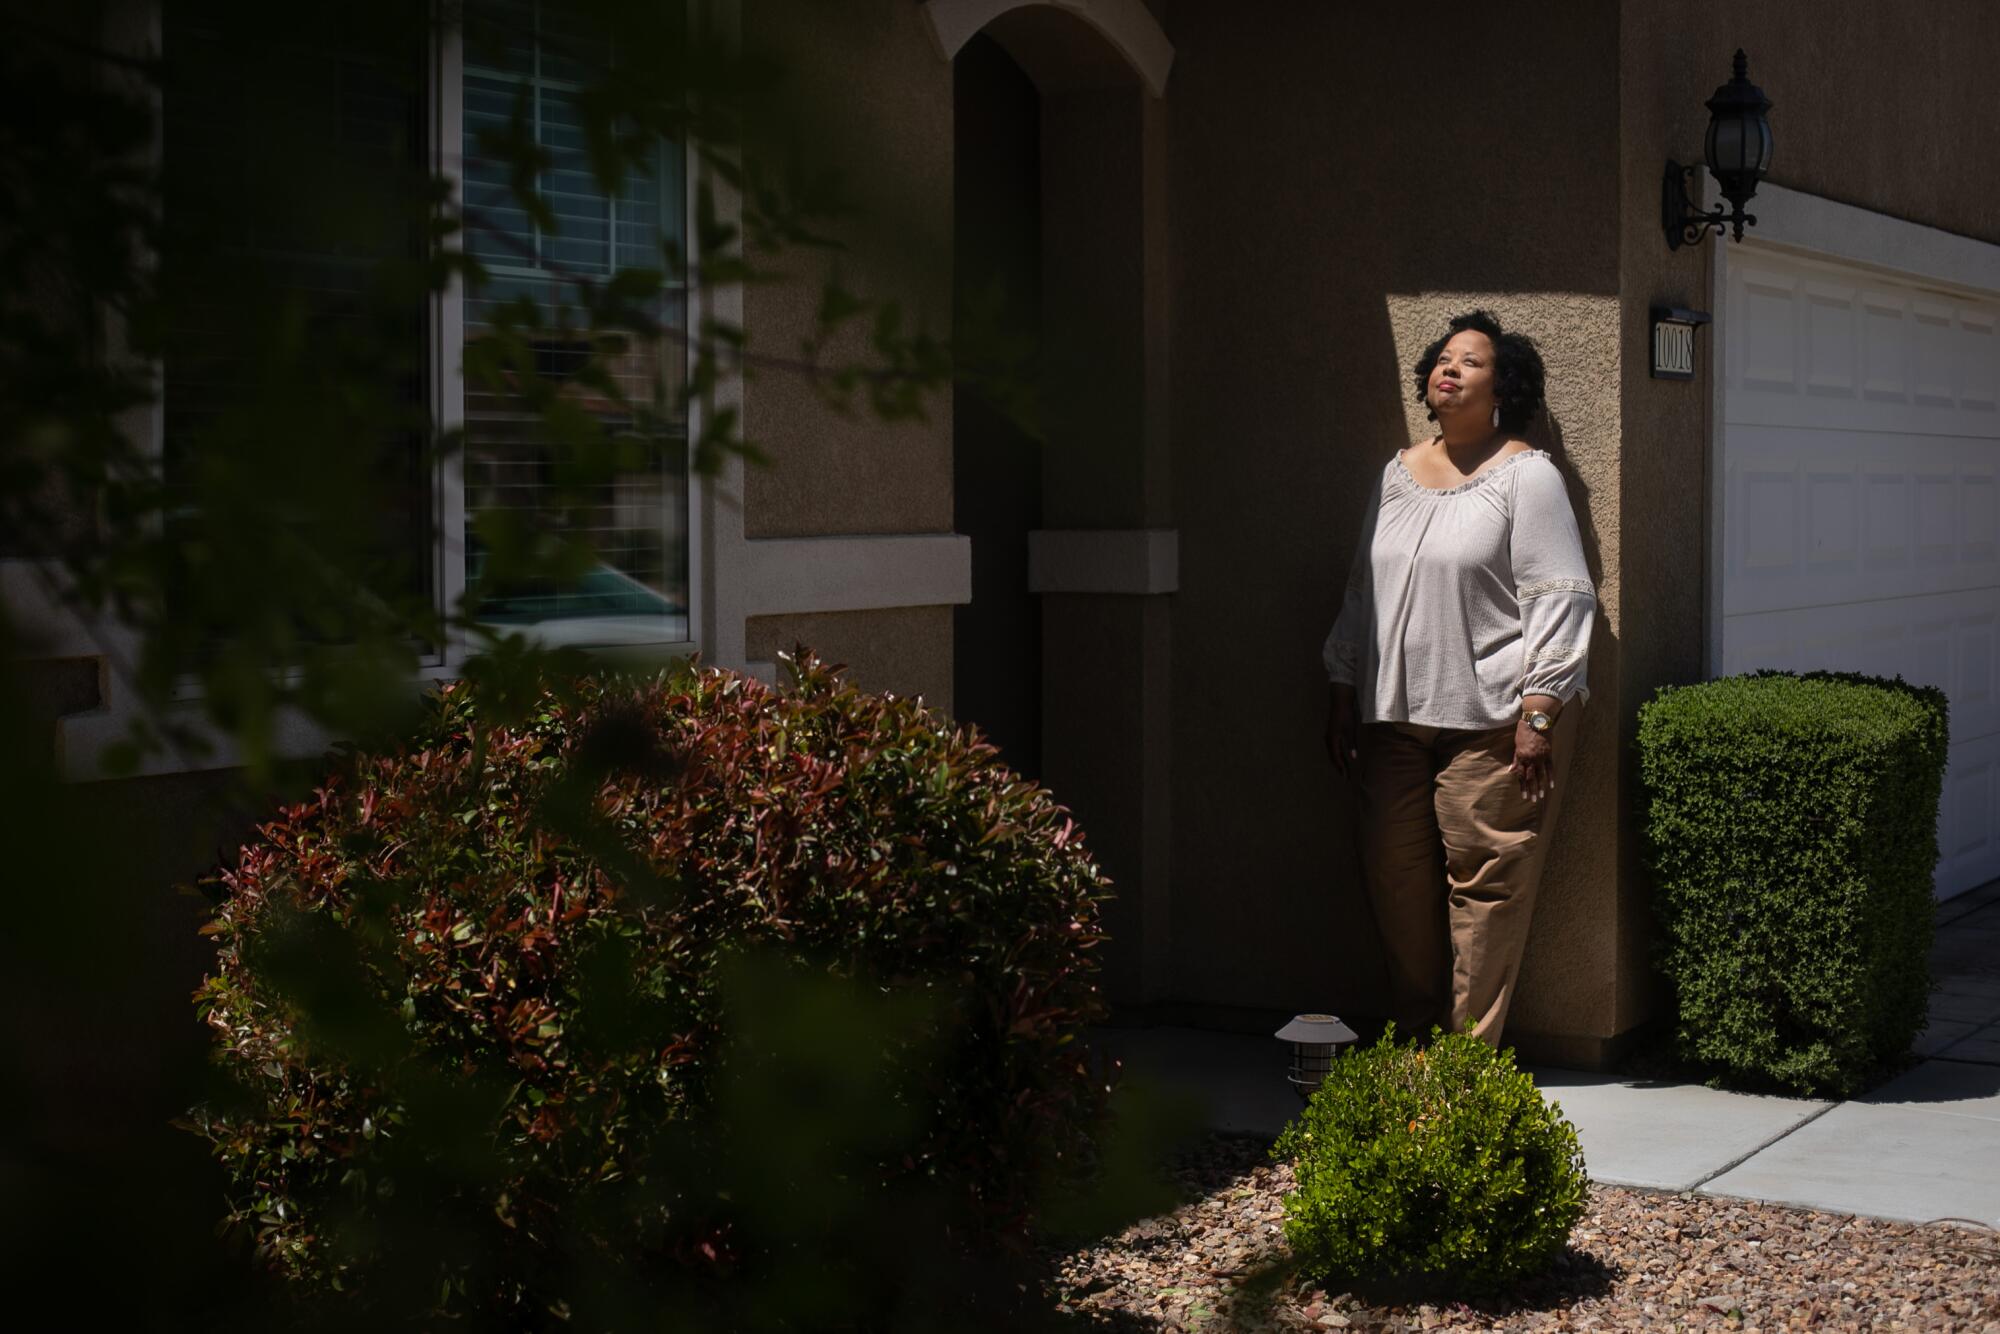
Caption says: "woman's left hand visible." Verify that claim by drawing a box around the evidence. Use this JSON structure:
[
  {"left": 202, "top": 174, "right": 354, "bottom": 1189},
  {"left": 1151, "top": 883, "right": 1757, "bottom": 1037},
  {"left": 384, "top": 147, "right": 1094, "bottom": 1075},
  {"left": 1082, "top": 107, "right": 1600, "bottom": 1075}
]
[{"left": 1509, "top": 702, "right": 1559, "bottom": 802}]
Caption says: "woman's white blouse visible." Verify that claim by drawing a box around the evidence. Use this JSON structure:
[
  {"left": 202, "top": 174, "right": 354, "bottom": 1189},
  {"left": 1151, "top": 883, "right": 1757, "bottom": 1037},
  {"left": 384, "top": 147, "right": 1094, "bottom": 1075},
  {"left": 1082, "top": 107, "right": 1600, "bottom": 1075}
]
[{"left": 1322, "top": 449, "right": 1595, "bottom": 730}]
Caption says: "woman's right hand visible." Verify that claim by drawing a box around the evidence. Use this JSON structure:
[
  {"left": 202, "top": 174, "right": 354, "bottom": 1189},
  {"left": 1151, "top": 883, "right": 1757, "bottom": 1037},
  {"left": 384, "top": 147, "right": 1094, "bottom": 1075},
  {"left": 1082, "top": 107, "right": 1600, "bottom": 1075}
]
[{"left": 1325, "top": 683, "right": 1359, "bottom": 775}]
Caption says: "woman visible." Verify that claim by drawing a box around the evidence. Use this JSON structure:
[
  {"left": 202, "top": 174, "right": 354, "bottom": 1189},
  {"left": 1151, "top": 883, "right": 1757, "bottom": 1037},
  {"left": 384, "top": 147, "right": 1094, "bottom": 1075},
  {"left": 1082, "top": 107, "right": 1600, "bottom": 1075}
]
[{"left": 1322, "top": 309, "right": 1594, "bottom": 1048}]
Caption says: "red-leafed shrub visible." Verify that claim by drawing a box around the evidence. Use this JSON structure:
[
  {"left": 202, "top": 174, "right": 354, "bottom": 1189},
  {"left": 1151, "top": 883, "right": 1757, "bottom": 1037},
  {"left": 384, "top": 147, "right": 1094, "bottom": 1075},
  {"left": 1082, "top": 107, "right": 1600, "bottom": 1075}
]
[{"left": 186, "top": 651, "right": 1113, "bottom": 1319}]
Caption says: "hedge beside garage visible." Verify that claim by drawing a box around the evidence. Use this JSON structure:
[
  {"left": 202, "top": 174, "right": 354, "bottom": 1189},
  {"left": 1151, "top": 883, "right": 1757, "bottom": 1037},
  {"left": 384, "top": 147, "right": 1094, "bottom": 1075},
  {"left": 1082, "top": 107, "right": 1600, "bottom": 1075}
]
[{"left": 1637, "top": 671, "right": 1948, "bottom": 1097}]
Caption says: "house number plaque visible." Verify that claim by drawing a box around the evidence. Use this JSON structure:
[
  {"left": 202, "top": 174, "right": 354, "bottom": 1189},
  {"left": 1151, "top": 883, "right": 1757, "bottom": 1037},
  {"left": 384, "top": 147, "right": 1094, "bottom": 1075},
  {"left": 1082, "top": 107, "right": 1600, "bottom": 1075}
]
[{"left": 1650, "top": 305, "right": 1711, "bottom": 381}]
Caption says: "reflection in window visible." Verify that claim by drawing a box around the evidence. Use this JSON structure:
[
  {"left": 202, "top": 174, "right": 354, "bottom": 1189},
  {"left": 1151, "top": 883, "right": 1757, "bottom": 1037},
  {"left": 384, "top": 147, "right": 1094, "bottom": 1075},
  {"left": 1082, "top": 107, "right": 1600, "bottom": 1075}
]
[{"left": 461, "top": 0, "right": 690, "bottom": 646}]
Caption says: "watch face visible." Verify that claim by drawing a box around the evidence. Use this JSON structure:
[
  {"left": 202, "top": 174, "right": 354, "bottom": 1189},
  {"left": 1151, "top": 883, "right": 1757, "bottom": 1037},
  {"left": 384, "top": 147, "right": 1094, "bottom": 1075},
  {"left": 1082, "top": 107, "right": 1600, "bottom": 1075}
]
[{"left": 1528, "top": 712, "right": 1552, "bottom": 733}]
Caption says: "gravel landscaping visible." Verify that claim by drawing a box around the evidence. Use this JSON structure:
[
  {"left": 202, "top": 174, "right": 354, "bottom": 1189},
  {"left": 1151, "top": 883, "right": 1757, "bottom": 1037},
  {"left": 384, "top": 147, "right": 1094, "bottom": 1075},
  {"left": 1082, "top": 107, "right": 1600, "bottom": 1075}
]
[{"left": 1043, "top": 1133, "right": 2000, "bottom": 1332}]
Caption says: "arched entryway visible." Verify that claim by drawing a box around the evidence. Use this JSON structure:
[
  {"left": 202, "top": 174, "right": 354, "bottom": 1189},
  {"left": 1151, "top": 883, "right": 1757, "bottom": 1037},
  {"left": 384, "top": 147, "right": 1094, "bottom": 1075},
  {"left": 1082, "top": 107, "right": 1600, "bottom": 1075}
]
[{"left": 938, "top": 0, "right": 1176, "bottom": 1012}]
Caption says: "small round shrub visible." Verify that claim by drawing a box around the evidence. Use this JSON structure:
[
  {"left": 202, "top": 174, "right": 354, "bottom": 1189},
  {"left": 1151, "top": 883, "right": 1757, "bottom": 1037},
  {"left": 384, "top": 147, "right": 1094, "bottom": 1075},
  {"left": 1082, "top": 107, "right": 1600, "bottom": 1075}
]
[
  {"left": 1272, "top": 1028, "right": 1588, "bottom": 1295},
  {"left": 187, "top": 650, "right": 1113, "bottom": 1315}
]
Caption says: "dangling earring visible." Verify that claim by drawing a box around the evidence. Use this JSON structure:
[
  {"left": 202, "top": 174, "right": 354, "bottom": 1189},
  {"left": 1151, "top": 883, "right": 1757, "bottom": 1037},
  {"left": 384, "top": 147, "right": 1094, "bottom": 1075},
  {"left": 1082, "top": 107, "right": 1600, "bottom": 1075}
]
[{"left": 1491, "top": 404, "right": 1501, "bottom": 429}]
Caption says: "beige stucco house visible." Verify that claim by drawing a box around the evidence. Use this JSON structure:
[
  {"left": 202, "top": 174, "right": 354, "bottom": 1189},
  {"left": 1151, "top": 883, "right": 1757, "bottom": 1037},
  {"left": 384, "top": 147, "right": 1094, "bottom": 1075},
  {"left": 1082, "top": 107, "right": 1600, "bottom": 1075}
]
[{"left": 16, "top": 0, "right": 2000, "bottom": 1069}]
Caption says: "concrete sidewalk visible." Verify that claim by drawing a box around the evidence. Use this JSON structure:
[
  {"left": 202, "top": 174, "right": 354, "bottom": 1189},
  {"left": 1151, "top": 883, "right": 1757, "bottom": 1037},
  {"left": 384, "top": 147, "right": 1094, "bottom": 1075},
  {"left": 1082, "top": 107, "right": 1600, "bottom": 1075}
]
[{"left": 1095, "top": 880, "right": 2000, "bottom": 1230}]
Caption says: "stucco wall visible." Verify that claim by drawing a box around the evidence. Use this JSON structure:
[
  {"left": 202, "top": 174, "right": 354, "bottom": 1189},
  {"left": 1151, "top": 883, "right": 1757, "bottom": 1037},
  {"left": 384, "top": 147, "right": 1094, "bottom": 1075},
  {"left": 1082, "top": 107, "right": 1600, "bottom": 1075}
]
[
  {"left": 1624, "top": 3, "right": 2000, "bottom": 254},
  {"left": 739, "top": 0, "right": 957, "bottom": 540},
  {"left": 1615, "top": 5, "right": 1721, "bottom": 1041},
  {"left": 745, "top": 606, "right": 954, "bottom": 712},
  {"left": 1150, "top": 0, "right": 1626, "bottom": 1047},
  {"left": 8, "top": 654, "right": 263, "bottom": 1174}
]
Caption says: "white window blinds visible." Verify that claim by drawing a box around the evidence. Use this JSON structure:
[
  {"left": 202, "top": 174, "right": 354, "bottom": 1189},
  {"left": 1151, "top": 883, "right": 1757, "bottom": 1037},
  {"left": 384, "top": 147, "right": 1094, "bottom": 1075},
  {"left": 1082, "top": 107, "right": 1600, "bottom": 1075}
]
[{"left": 460, "top": 0, "right": 690, "bottom": 646}]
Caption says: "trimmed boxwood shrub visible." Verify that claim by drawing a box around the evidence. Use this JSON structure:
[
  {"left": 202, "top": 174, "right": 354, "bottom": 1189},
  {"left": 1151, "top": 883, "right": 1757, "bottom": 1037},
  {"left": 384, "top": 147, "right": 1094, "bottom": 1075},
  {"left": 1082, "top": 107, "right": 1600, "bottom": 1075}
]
[
  {"left": 185, "top": 650, "right": 1113, "bottom": 1319},
  {"left": 1271, "top": 1028, "right": 1588, "bottom": 1295},
  {"left": 1638, "top": 670, "right": 1947, "bottom": 1097}
]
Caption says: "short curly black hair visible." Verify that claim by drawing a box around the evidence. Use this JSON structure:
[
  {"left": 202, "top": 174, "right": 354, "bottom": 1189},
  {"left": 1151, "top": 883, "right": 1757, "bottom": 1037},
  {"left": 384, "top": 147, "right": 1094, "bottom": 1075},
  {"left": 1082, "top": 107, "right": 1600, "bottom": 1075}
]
[{"left": 1412, "top": 309, "right": 1547, "bottom": 432}]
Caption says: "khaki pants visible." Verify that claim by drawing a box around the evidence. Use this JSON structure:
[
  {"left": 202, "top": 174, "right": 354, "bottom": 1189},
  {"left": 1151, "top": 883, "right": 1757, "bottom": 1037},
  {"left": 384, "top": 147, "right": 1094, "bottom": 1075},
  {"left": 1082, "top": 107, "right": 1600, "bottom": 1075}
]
[{"left": 1356, "top": 706, "right": 1579, "bottom": 1047}]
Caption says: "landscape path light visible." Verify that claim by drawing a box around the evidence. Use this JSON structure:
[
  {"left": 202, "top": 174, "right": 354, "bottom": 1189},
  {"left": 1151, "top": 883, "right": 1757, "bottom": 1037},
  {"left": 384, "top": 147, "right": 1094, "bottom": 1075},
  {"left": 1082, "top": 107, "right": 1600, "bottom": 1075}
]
[
  {"left": 1663, "top": 48, "right": 1774, "bottom": 250},
  {"left": 1275, "top": 1012, "right": 1358, "bottom": 1102}
]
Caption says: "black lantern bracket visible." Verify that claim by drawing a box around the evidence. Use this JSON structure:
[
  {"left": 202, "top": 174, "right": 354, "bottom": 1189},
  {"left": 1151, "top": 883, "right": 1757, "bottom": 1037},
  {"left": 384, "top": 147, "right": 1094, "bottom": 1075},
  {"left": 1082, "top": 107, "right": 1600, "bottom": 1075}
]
[
  {"left": 1663, "top": 160, "right": 1753, "bottom": 251},
  {"left": 1663, "top": 49, "right": 1774, "bottom": 252}
]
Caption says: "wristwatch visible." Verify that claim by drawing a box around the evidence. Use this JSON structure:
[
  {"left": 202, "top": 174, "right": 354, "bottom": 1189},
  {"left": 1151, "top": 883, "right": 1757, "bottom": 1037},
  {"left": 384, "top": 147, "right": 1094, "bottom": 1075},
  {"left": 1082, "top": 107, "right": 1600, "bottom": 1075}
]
[{"left": 1523, "top": 709, "right": 1554, "bottom": 735}]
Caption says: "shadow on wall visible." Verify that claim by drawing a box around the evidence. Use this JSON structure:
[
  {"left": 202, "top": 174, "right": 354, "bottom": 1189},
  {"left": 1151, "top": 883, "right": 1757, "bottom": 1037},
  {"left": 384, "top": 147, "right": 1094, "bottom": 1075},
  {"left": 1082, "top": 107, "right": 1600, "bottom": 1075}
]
[
  {"left": 1514, "top": 394, "right": 1631, "bottom": 1044},
  {"left": 1535, "top": 410, "right": 1605, "bottom": 595},
  {"left": 1177, "top": 295, "right": 1623, "bottom": 1030},
  {"left": 1151, "top": 0, "right": 1630, "bottom": 1034}
]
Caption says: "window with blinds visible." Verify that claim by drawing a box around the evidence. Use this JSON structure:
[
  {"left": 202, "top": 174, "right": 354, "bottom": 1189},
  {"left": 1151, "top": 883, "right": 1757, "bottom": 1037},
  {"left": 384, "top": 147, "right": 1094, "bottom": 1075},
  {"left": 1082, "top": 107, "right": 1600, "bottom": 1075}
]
[{"left": 460, "top": 0, "right": 691, "bottom": 647}]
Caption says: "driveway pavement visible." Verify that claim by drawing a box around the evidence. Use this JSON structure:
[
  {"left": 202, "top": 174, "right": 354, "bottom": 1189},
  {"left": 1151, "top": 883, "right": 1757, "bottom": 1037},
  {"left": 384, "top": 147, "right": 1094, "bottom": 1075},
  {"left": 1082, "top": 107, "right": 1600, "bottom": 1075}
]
[{"left": 1093, "top": 879, "right": 2000, "bottom": 1229}]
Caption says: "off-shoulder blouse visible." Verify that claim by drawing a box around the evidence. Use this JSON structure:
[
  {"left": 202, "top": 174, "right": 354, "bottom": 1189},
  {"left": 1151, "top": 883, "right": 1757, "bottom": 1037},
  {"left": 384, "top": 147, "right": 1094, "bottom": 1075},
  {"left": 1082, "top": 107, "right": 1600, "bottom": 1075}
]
[{"left": 1322, "top": 449, "right": 1595, "bottom": 731}]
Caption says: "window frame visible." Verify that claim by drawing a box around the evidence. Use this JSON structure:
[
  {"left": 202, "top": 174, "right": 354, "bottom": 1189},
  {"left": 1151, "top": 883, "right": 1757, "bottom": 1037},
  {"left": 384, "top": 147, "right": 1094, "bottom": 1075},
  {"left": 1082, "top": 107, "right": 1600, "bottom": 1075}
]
[
  {"left": 21, "top": 0, "right": 755, "bottom": 779},
  {"left": 431, "top": 5, "right": 703, "bottom": 672}
]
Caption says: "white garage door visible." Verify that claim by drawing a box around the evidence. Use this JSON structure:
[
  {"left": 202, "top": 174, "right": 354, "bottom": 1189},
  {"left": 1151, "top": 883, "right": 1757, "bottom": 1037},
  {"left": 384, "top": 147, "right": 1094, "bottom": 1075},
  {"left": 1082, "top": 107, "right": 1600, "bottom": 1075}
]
[{"left": 1719, "top": 247, "right": 2000, "bottom": 898}]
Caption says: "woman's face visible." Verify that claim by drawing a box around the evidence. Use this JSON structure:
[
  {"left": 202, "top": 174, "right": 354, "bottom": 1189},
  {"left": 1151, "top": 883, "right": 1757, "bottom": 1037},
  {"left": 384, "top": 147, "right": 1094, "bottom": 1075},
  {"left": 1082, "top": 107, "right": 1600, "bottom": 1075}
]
[{"left": 1428, "top": 329, "right": 1498, "bottom": 421}]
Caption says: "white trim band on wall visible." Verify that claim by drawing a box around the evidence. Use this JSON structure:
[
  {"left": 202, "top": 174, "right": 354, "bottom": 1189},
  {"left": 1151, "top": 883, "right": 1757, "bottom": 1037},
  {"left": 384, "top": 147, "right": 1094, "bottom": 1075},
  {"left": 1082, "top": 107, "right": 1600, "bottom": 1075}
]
[
  {"left": 741, "top": 533, "right": 973, "bottom": 617},
  {"left": 1028, "top": 528, "right": 1178, "bottom": 595},
  {"left": 1749, "top": 183, "right": 2000, "bottom": 296}
]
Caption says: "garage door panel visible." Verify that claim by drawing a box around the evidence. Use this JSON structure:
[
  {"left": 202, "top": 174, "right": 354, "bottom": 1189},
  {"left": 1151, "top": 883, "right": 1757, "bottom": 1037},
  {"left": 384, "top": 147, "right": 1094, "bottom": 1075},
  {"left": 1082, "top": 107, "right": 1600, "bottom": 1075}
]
[
  {"left": 1964, "top": 312, "right": 1998, "bottom": 409},
  {"left": 1723, "top": 590, "right": 1997, "bottom": 735},
  {"left": 1862, "top": 288, "right": 1911, "bottom": 402},
  {"left": 1918, "top": 470, "right": 1959, "bottom": 567},
  {"left": 1958, "top": 612, "right": 1997, "bottom": 735},
  {"left": 1865, "top": 470, "right": 1911, "bottom": 568},
  {"left": 1913, "top": 617, "right": 1956, "bottom": 702},
  {"left": 1723, "top": 604, "right": 1913, "bottom": 683},
  {"left": 1940, "top": 732, "right": 2000, "bottom": 893},
  {"left": 1738, "top": 264, "right": 1800, "bottom": 393},
  {"left": 1804, "top": 279, "right": 1858, "bottom": 399},
  {"left": 1734, "top": 462, "right": 1801, "bottom": 578},
  {"left": 1729, "top": 397, "right": 1992, "bottom": 436},
  {"left": 1727, "top": 262, "right": 2000, "bottom": 437},
  {"left": 1966, "top": 471, "right": 1998, "bottom": 563},
  {"left": 1913, "top": 299, "right": 1959, "bottom": 406},
  {"left": 1805, "top": 468, "right": 1856, "bottom": 571},
  {"left": 1722, "top": 606, "right": 2000, "bottom": 897},
  {"left": 1722, "top": 426, "right": 2000, "bottom": 616},
  {"left": 1720, "top": 588, "right": 1984, "bottom": 684}
]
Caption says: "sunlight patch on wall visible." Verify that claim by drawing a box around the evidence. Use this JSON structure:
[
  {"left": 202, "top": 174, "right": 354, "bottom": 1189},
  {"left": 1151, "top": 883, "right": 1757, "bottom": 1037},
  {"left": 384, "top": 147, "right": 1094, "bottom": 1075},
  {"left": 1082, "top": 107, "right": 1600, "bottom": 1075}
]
[{"left": 1384, "top": 292, "right": 1623, "bottom": 448}]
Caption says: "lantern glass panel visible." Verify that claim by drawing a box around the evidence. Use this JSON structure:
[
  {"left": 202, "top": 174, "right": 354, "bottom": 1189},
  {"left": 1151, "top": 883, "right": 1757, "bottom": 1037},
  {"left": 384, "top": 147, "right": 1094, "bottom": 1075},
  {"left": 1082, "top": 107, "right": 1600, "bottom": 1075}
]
[{"left": 1708, "top": 115, "right": 1750, "bottom": 176}]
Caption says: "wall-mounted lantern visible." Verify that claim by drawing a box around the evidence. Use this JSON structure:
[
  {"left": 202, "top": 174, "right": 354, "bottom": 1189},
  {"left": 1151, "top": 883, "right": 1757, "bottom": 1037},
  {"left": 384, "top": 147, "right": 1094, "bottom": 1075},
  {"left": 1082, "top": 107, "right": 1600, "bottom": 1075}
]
[
  {"left": 1663, "top": 49, "right": 1774, "bottom": 251},
  {"left": 1275, "top": 1012, "right": 1357, "bottom": 1101}
]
